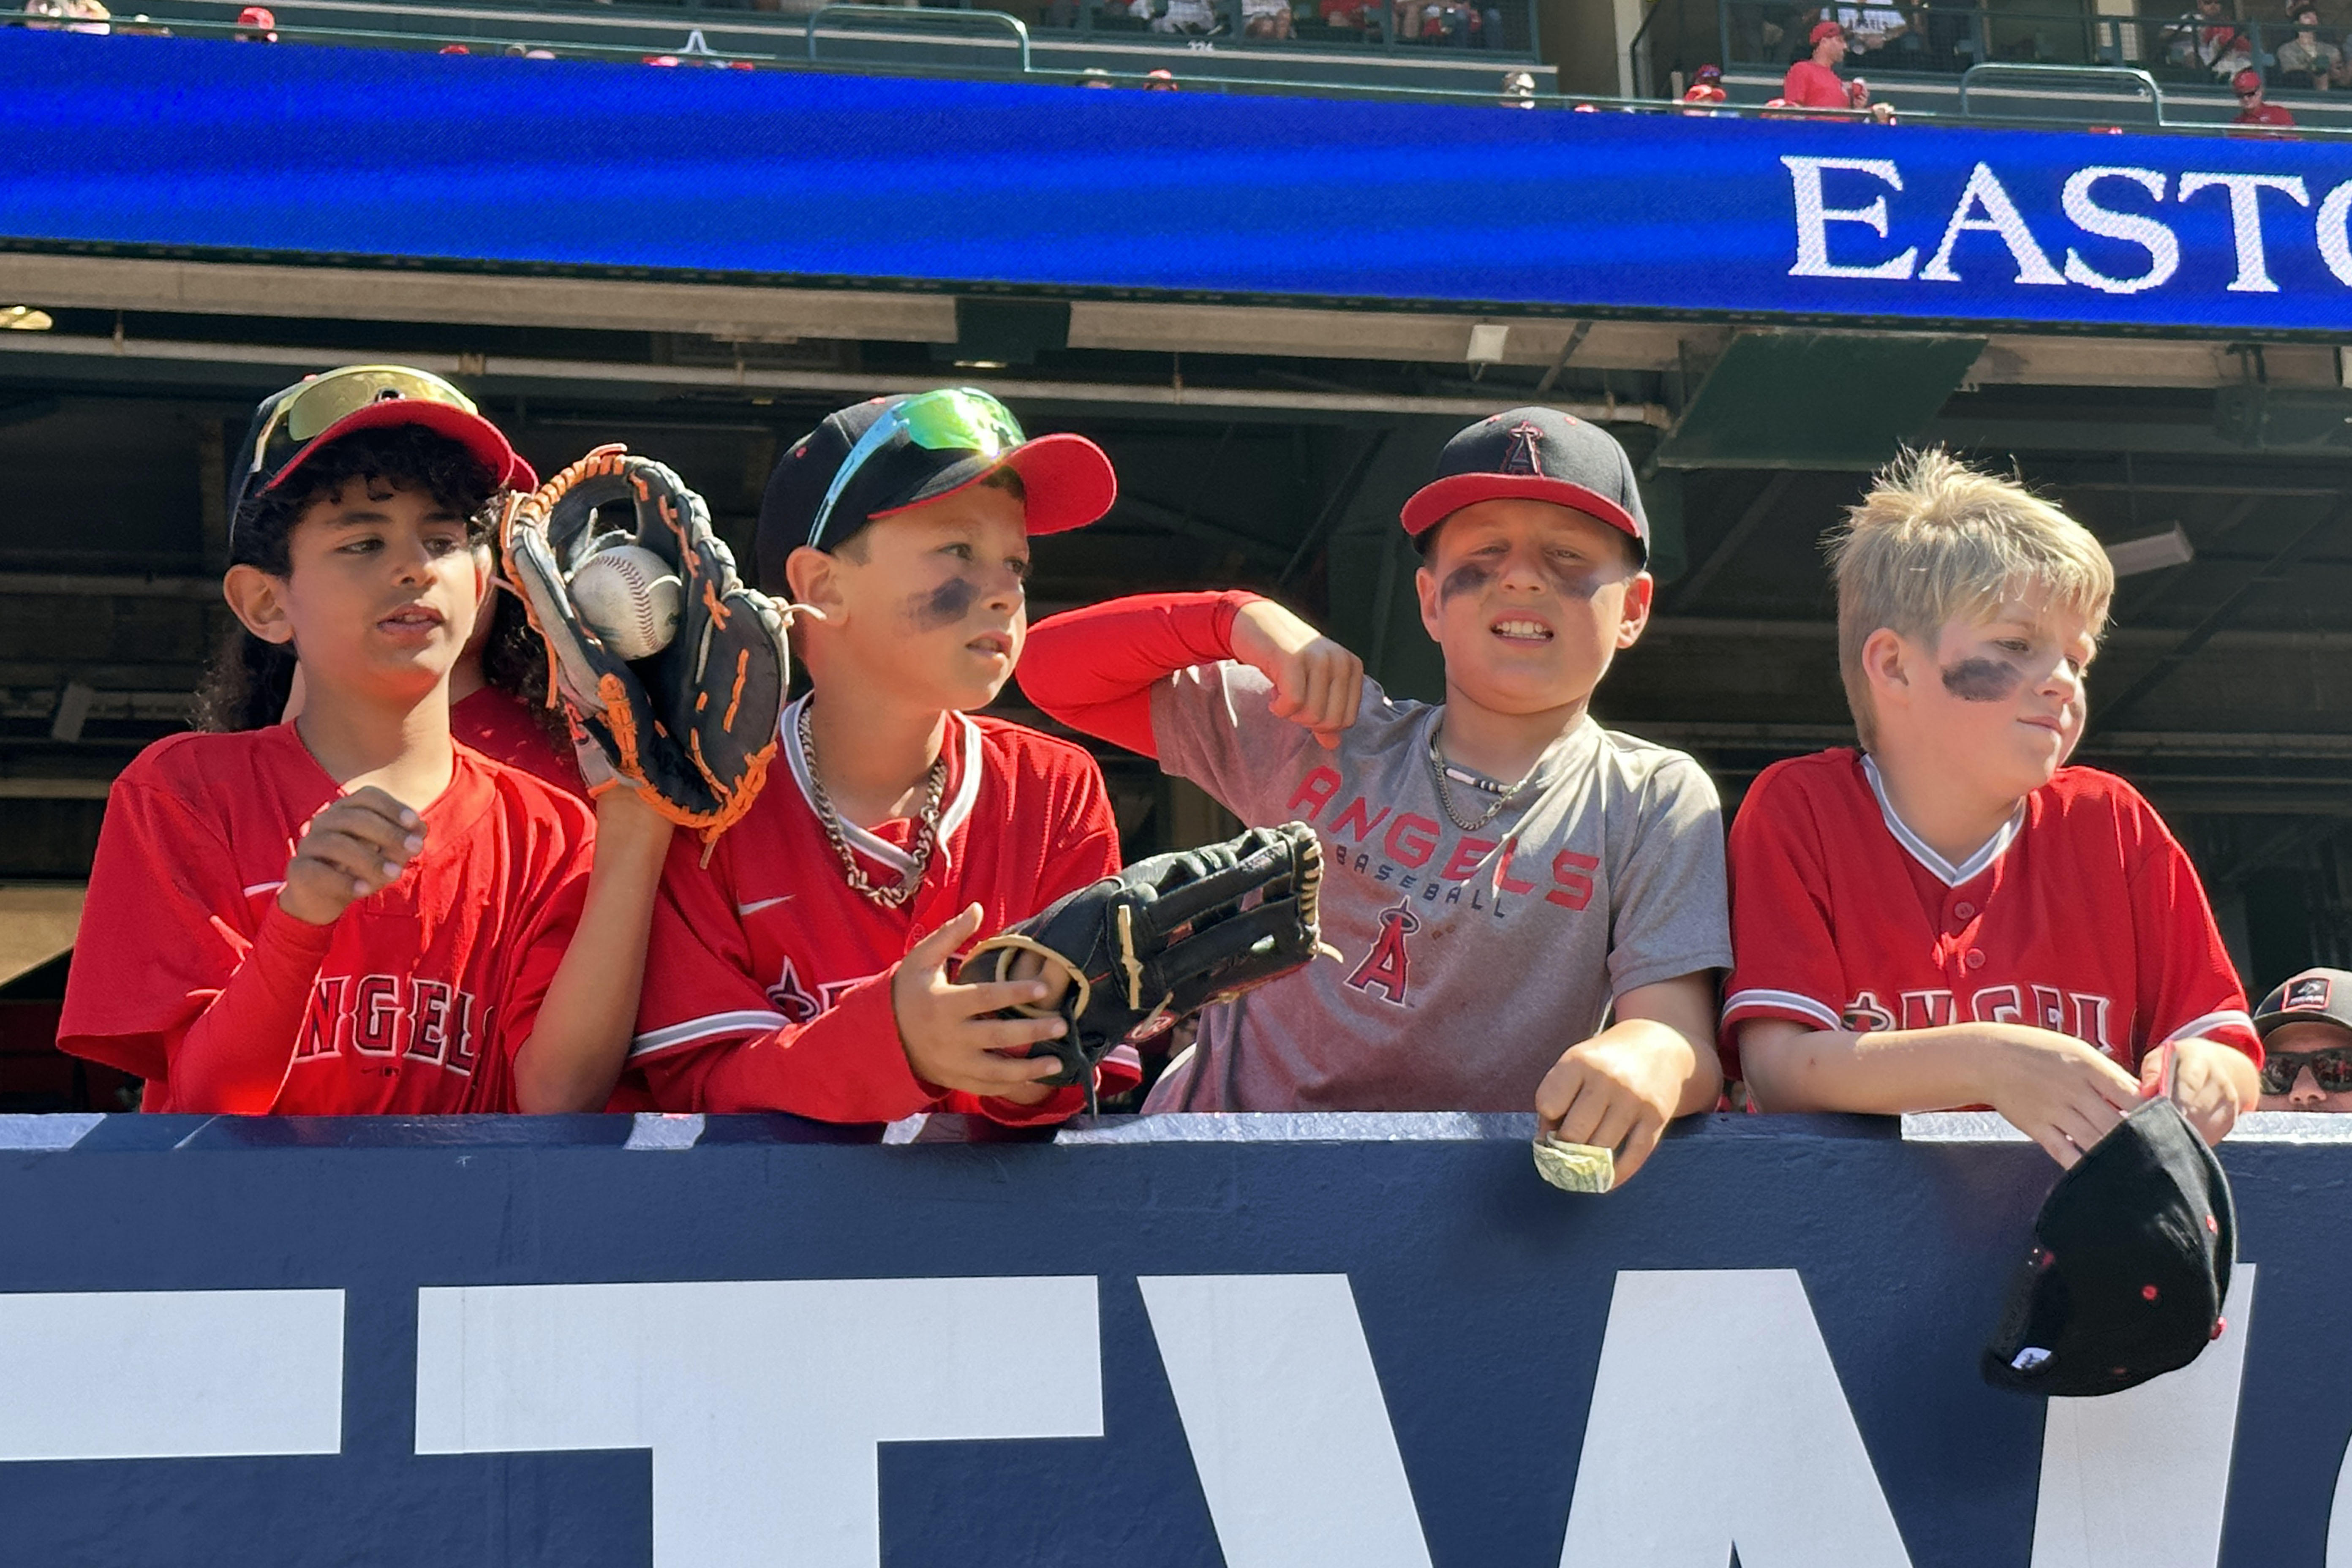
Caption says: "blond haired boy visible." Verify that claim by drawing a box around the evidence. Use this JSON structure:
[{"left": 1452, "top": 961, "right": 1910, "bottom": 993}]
[{"left": 1725, "top": 451, "right": 2260, "bottom": 1166}]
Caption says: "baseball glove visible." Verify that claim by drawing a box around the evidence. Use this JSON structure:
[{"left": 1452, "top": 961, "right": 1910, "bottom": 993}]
[
  {"left": 500, "top": 444, "right": 793, "bottom": 843},
  {"left": 960, "top": 821, "right": 1338, "bottom": 1113}
]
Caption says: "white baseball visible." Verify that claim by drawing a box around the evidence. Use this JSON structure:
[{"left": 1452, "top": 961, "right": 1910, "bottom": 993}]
[{"left": 570, "top": 544, "right": 683, "bottom": 661}]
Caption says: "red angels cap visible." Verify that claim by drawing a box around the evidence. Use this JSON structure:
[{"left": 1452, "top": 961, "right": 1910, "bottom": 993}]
[
  {"left": 2232, "top": 68, "right": 2263, "bottom": 92},
  {"left": 1400, "top": 406, "right": 1648, "bottom": 562},
  {"left": 1810, "top": 19, "right": 1844, "bottom": 43}
]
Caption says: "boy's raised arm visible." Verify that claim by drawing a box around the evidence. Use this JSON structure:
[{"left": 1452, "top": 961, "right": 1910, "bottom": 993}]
[
  {"left": 1024, "top": 591, "right": 1364, "bottom": 757},
  {"left": 1020, "top": 590, "right": 1261, "bottom": 756}
]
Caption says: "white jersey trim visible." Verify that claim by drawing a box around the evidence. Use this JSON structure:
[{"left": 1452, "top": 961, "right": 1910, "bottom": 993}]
[
  {"left": 2164, "top": 1009, "right": 2258, "bottom": 1045},
  {"left": 629, "top": 1009, "right": 793, "bottom": 1061},
  {"left": 242, "top": 881, "right": 286, "bottom": 898},
  {"left": 780, "top": 697, "right": 980, "bottom": 880},
  {"left": 1723, "top": 988, "right": 1844, "bottom": 1032},
  {"left": 1860, "top": 754, "right": 2024, "bottom": 888}
]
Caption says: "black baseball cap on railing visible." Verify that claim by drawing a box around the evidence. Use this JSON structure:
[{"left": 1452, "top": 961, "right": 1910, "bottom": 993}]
[
  {"left": 226, "top": 365, "right": 536, "bottom": 542},
  {"left": 1981, "top": 1094, "right": 2236, "bottom": 1399},
  {"left": 1400, "top": 406, "right": 1650, "bottom": 564}
]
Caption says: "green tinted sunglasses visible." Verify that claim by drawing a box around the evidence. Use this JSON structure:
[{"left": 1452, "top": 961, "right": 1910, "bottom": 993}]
[{"left": 806, "top": 387, "right": 1027, "bottom": 549}]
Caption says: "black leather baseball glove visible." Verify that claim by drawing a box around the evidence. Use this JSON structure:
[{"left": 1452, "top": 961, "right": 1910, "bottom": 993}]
[
  {"left": 500, "top": 444, "right": 793, "bottom": 843},
  {"left": 961, "top": 821, "right": 1337, "bottom": 1112}
]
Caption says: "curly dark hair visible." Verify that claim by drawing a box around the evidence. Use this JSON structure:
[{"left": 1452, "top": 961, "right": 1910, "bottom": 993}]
[{"left": 193, "top": 424, "right": 552, "bottom": 734}]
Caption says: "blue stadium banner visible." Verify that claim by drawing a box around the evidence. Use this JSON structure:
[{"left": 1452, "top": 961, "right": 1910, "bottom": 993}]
[
  {"left": 0, "top": 1110, "right": 2344, "bottom": 1565},
  {"left": 8, "top": 30, "right": 2352, "bottom": 335}
]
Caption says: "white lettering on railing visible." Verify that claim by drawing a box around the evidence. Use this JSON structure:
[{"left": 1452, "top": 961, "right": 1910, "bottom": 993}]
[
  {"left": 413, "top": 1277, "right": 1102, "bottom": 1568},
  {"left": 2030, "top": 1269, "right": 2256, "bottom": 1568},
  {"left": 0, "top": 1288, "right": 343, "bottom": 1461},
  {"left": 2178, "top": 173, "right": 2310, "bottom": 292},
  {"left": 1141, "top": 1274, "right": 1435, "bottom": 1568},
  {"left": 1783, "top": 155, "right": 1919, "bottom": 280},
  {"left": 2062, "top": 167, "right": 2179, "bottom": 295},
  {"left": 1922, "top": 161, "right": 2066, "bottom": 286},
  {"left": 1560, "top": 1269, "right": 1916, "bottom": 1565}
]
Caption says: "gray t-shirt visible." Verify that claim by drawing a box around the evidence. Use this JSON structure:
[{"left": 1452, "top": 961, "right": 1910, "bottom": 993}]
[{"left": 1144, "top": 663, "right": 1732, "bottom": 1113}]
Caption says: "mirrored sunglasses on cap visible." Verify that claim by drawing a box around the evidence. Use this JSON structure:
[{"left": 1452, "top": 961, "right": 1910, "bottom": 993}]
[
  {"left": 231, "top": 364, "right": 532, "bottom": 542},
  {"left": 806, "top": 387, "right": 1028, "bottom": 549}
]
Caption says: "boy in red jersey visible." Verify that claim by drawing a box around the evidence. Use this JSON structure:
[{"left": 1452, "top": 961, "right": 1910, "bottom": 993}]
[
  {"left": 628, "top": 389, "right": 1138, "bottom": 1123},
  {"left": 60, "top": 366, "right": 672, "bottom": 1115},
  {"left": 283, "top": 570, "right": 586, "bottom": 796},
  {"left": 1726, "top": 451, "right": 2259, "bottom": 1166},
  {"left": 1019, "top": 408, "right": 1730, "bottom": 1184}
]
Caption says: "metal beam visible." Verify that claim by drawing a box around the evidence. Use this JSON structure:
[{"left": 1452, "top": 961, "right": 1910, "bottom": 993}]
[
  {"left": 1278, "top": 432, "right": 1388, "bottom": 589},
  {"left": 2089, "top": 495, "right": 2352, "bottom": 735},
  {"left": 2206, "top": 816, "right": 2349, "bottom": 884},
  {"left": 0, "top": 573, "right": 218, "bottom": 599},
  {"left": 1663, "top": 473, "right": 1794, "bottom": 611},
  {"left": 1109, "top": 495, "right": 1290, "bottom": 572},
  {"left": 1532, "top": 321, "right": 1593, "bottom": 397},
  {"left": 2116, "top": 493, "right": 2257, "bottom": 623},
  {"left": 0, "top": 332, "right": 1671, "bottom": 427}
]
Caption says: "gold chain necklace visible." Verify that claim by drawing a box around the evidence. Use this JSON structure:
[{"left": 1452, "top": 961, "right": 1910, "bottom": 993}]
[{"left": 798, "top": 701, "right": 949, "bottom": 909}]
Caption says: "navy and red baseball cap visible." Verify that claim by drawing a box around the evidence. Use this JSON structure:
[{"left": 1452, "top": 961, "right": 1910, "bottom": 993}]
[
  {"left": 227, "top": 365, "right": 534, "bottom": 535},
  {"left": 755, "top": 388, "right": 1116, "bottom": 593},
  {"left": 1400, "top": 406, "right": 1649, "bottom": 563}
]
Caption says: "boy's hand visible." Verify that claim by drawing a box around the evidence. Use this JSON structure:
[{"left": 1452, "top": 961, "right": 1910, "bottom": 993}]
[
  {"left": 2141, "top": 1038, "right": 2255, "bottom": 1147},
  {"left": 892, "top": 905, "right": 1072, "bottom": 1105},
  {"left": 1982, "top": 1026, "right": 2143, "bottom": 1168},
  {"left": 1229, "top": 599, "right": 1364, "bottom": 751},
  {"left": 1535, "top": 1031, "right": 1685, "bottom": 1185},
  {"left": 279, "top": 787, "right": 424, "bottom": 926}
]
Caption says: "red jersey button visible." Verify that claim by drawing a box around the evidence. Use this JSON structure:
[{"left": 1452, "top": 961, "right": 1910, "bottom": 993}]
[
  {"left": 1965, "top": 948, "right": 1986, "bottom": 969},
  {"left": 1953, "top": 901, "right": 1976, "bottom": 920}
]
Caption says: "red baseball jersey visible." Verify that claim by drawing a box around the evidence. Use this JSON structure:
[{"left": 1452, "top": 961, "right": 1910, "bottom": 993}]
[
  {"left": 1722, "top": 749, "right": 2257, "bottom": 1078},
  {"left": 630, "top": 697, "right": 1135, "bottom": 1123},
  {"left": 59, "top": 724, "right": 594, "bottom": 1114},
  {"left": 452, "top": 686, "right": 586, "bottom": 798}
]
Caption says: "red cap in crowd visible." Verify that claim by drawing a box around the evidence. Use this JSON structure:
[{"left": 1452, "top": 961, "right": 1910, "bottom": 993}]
[
  {"left": 2233, "top": 68, "right": 2263, "bottom": 92},
  {"left": 1810, "top": 19, "right": 1844, "bottom": 43}
]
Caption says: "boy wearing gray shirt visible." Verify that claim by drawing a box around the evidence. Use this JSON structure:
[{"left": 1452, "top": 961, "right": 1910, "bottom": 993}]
[{"left": 1020, "top": 408, "right": 1729, "bottom": 1181}]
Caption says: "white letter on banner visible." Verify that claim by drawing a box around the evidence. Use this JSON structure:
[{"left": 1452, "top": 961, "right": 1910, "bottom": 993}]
[
  {"left": 1558, "top": 1270, "right": 1914, "bottom": 1568},
  {"left": 2062, "top": 168, "right": 2180, "bottom": 295},
  {"left": 0, "top": 1289, "right": 343, "bottom": 1460},
  {"left": 2178, "top": 173, "right": 2310, "bottom": 292},
  {"left": 1139, "top": 1274, "right": 1434, "bottom": 1568},
  {"left": 2315, "top": 180, "right": 2352, "bottom": 285},
  {"left": 2030, "top": 1268, "right": 2254, "bottom": 1568},
  {"left": 414, "top": 1278, "right": 1101, "bottom": 1568},
  {"left": 1922, "top": 163, "right": 2066, "bottom": 285},
  {"left": 1783, "top": 156, "right": 1919, "bottom": 279}
]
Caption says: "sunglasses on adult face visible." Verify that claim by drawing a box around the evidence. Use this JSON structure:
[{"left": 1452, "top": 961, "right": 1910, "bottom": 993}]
[
  {"left": 2259, "top": 1043, "right": 2352, "bottom": 1096},
  {"left": 806, "top": 387, "right": 1028, "bottom": 548}
]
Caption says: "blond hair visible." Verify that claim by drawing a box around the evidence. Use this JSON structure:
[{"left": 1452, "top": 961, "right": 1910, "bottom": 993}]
[{"left": 1827, "top": 450, "right": 2112, "bottom": 750}]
